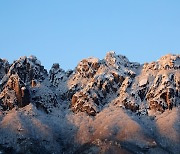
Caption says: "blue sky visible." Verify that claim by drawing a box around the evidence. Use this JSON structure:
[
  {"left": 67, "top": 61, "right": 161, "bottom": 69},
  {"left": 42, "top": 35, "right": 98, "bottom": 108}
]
[{"left": 0, "top": 0, "right": 179, "bottom": 70}]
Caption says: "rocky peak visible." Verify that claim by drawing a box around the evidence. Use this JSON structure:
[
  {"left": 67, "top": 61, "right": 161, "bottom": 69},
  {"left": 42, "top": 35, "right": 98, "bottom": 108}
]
[
  {"left": 69, "top": 52, "right": 179, "bottom": 116},
  {"left": 158, "top": 54, "right": 180, "bottom": 70},
  {"left": 105, "top": 51, "right": 140, "bottom": 69},
  {"left": 70, "top": 52, "right": 141, "bottom": 116},
  {"left": 76, "top": 57, "right": 100, "bottom": 78},
  {"left": 0, "top": 56, "right": 48, "bottom": 111},
  {"left": 143, "top": 54, "right": 180, "bottom": 71},
  {"left": 7, "top": 55, "right": 47, "bottom": 85},
  {"left": 105, "top": 51, "right": 128, "bottom": 70},
  {"left": 49, "top": 63, "right": 66, "bottom": 87}
]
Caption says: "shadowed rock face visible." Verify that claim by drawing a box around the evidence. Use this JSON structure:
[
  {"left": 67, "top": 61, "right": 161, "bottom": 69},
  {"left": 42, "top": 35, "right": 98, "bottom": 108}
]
[
  {"left": 7, "top": 56, "right": 48, "bottom": 83},
  {"left": 0, "top": 59, "right": 9, "bottom": 81}
]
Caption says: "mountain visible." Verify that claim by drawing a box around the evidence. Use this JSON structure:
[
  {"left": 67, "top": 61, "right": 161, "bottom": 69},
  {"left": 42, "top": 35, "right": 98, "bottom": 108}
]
[{"left": 0, "top": 52, "right": 179, "bottom": 154}]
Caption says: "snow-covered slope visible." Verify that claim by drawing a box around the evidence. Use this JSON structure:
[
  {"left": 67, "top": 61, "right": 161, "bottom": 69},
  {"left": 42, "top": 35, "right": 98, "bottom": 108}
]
[{"left": 0, "top": 52, "right": 179, "bottom": 153}]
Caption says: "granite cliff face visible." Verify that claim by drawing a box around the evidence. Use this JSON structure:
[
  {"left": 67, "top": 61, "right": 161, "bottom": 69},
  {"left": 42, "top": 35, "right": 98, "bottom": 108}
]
[{"left": 0, "top": 52, "right": 179, "bottom": 154}]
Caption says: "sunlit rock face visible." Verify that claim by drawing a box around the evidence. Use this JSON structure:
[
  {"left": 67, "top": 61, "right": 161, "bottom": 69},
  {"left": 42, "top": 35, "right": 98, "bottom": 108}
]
[
  {"left": 68, "top": 52, "right": 141, "bottom": 116},
  {"left": 142, "top": 54, "right": 180, "bottom": 113},
  {"left": 0, "top": 74, "right": 30, "bottom": 110},
  {"left": 68, "top": 52, "right": 180, "bottom": 116}
]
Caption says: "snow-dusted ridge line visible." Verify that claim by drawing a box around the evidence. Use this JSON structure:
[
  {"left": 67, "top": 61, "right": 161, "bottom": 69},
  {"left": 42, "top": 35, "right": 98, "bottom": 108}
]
[
  {"left": 0, "top": 52, "right": 180, "bottom": 115},
  {"left": 0, "top": 51, "right": 180, "bottom": 153}
]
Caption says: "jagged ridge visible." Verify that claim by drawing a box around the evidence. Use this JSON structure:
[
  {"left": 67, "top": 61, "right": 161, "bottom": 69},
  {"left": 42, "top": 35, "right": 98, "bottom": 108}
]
[
  {"left": 0, "top": 52, "right": 180, "bottom": 154},
  {"left": 0, "top": 52, "right": 180, "bottom": 115}
]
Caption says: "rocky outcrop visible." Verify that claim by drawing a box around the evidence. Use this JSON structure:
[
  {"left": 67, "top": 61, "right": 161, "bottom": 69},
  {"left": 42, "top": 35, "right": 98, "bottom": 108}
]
[
  {"left": 7, "top": 56, "right": 48, "bottom": 84},
  {"left": 69, "top": 53, "right": 179, "bottom": 116},
  {"left": 0, "top": 56, "right": 48, "bottom": 111},
  {"left": 69, "top": 52, "right": 141, "bottom": 116},
  {"left": 49, "top": 63, "right": 66, "bottom": 87},
  {"left": 146, "top": 73, "right": 179, "bottom": 112},
  {"left": 76, "top": 57, "right": 100, "bottom": 78},
  {"left": 0, "top": 74, "right": 30, "bottom": 110}
]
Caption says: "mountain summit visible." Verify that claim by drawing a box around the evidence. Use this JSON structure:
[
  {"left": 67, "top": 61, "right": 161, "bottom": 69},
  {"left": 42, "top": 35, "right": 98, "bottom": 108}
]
[{"left": 0, "top": 52, "right": 180, "bottom": 153}]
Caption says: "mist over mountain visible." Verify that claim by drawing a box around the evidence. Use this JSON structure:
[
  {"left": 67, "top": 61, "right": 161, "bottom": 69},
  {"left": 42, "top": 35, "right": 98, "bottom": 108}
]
[{"left": 0, "top": 52, "right": 179, "bottom": 154}]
